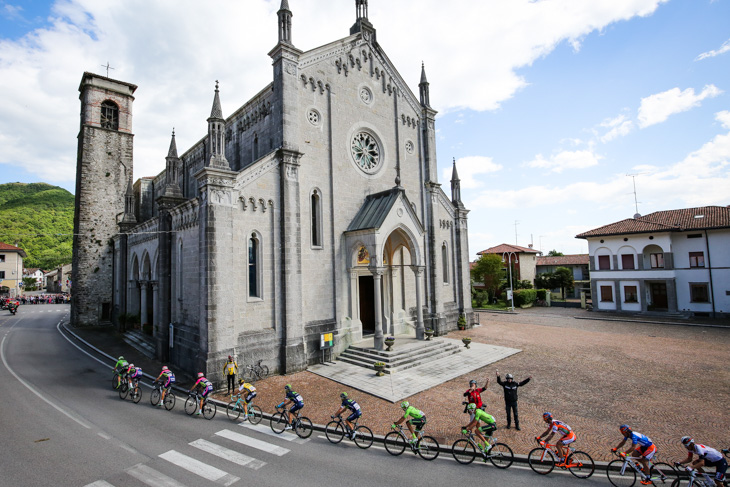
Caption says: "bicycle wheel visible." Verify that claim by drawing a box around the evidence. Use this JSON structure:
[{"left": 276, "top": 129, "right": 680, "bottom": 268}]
[
  {"left": 650, "top": 463, "right": 678, "bottom": 485},
  {"left": 131, "top": 387, "right": 142, "bottom": 404},
  {"left": 202, "top": 401, "right": 216, "bottom": 420},
  {"left": 119, "top": 383, "right": 129, "bottom": 400},
  {"left": 528, "top": 447, "right": 556, "bottom": 475},
  {"left": 669, "top": 480, "right": 683, "bottom": 487},
  {"left": 384, "top": 431, "right": 406, "bottom": 456},
  {"left": 353, "top": 426, "right": 373, "bottom": 449},
  {"left": 451, "top": 439, "right": 476, "bottom": 465},
  {"left": 568, "top": 450, "right": 595, "bottom": 479},
  {"left": 184, "top": 396, "right": 197, "bottom": 416},
  {"left": 295, "top": 417, "right": 313, "bottom": 438},
  {"left": 227, "top": 401, "right": 242, "bottom": 421},
  {"left": 248, "top": 405, "right": 262, "bottom": 425},
  {"left": 489, "top": 442, "right": 514, "bottom": 469},
  {"left": 325, "top": 421, "right": 345, "bottom": 444},
  {"left": 606, "top": 459, "right": 637, "bottom": 487},
  {"left": 259, "top": 365, "right": 269, "bottom": 378},
  {"left": 112, "top": 373, "right": 120, "bottom": 389},
  {"left": 270, "top": 412, "right": 288, "bottom": 434},
  {"left": 164, "top": 392, "right": 176, "bottom": 411},
  {"left": 417, "top": 435, "right": 440, "bottom": 461},
  {"left": 150, "top": 389, "right": 161, "bottom": 406}
]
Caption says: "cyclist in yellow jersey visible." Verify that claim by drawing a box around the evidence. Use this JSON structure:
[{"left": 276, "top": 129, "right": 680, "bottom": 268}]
[{"left": 237, "top": 379, "right": 257, "bottom": 417}]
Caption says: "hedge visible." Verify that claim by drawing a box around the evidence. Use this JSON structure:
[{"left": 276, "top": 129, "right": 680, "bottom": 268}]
[{"left": 513, "top": 288, "right": 537, "bottom": 307}]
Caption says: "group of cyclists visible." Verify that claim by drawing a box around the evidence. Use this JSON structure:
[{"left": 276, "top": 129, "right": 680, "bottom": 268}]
[{"left": 112, "top": 357, "right": 727, "bottom": 484}]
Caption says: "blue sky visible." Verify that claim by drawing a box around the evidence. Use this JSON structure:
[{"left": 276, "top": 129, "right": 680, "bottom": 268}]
[{"left": 1, "top": 0, "right": 728, "bottom": 258}]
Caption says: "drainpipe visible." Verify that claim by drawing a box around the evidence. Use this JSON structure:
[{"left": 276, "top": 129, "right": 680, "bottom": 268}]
[{"left": 704, "top": 230, "right": 716, "bottom": 316}]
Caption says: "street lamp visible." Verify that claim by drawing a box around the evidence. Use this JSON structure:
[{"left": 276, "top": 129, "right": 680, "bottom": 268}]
[{"left": 502, "top": 251, "right": 518, "bottom": 312}]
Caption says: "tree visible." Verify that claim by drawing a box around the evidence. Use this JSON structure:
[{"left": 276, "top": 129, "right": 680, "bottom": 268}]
[
  {"left": 535, "top": 272, "right": 556, "bottom": 290},
  {"left": 554, "top": 266, "right": 574, "bottom": 299},
  {"left": 471, "top": 254, "right": 503, "bottom": 300},
  {"left": 547, "top": 249, "right": 564, "bottom": 257},
  {"left": 22, "top": 277, "right": 37, "bottom": 291}
]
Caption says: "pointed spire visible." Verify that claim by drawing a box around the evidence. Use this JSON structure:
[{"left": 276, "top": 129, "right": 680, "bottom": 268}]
[
  {"left": 420, "top": 61, "right": 428, "bottom": 84},
  {"left": 450, "top": 157, "right": 462, "bottom": 204},
  {"left": 210, "top": 80, "right": 223, "bottom": 119},
  {"left": 278, "top": 0, "right": 293, "bottom": 44},
  {"left": 419, "top": 62, "right": 431, "bottom": 107},
  {"left": 167, "top": 128, "right": 178, "bottom": 158},
  {"left": 356, "top": 0, "right": 368, "bottom": 20},
  {"left": 280, "top": 0, "right": 290, "bottom": 11},
  {"left": 451, "top": 157, "right": 460, "bottom": 181},
  {"left": 120, "top": 176, "right": 137, "bottom": 226}
]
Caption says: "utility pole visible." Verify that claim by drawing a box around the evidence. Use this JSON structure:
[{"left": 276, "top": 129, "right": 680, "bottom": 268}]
[{"left": 626, "top": 173, "right": 646, "bottom": 217}]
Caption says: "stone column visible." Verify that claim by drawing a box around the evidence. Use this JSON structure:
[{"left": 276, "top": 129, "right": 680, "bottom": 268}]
[
  {"left": 140, "top": 281, "right": 149, "bottom": 328},
  {"left": 373, "top": 268, "right": 384, "bottom": 350},
  {"left": 412, "top": 265, "right": 425, "bottom": 339},
  {"left": 151, "top": 281, "right": 159, "bottom": 338}
]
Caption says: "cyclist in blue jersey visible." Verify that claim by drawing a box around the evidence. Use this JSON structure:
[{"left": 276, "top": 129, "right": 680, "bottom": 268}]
[
  {"left": 613, "top": 424, "right": 667, "bottom": 485},
  {"left": 283, "top": 384, "right": 304, "bottom": 429},
  {"left": 333, "top": 392, "right": 362, "bottom": 439}
]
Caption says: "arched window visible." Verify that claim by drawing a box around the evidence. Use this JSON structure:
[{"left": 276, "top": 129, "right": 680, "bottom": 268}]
[
  {"left": 248, "top": 233, "right": 261, "bottom": 298},
  {"left": 176, "top": 240, "right": 183, "bottom": 303},
  {"left": 311, "top": 189, "right": 322, "bottom": 248},
  {"left": 442, "top": 242, "right": 449, "bottom": 284},
  {"left": 100, "top": 100, "right": 119, "bottom": 130}
]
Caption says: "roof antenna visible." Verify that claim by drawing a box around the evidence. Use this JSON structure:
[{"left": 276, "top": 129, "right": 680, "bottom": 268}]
[{"left": 626, "top": 173, "right": 646, "bottom": 218}]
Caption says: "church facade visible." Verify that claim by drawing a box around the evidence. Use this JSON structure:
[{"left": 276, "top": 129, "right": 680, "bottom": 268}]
[{"left": 72, "top": 0, "right": 473, "bottom": 382}]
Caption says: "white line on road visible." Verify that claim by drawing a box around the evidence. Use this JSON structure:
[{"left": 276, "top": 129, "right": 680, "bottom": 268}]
[
  {"left": 215, "top": 429, "right": 290, "bottom": 456},
  {"left": 159, "top": 450, "right": 240, "bottom": 486},
  {"left": 127, "top": 463, "right": 190, "bottom": 487},
  {"left": 84, "top": 481, "right": 116, "bottom": 487},
  {"left": 238, "top": 422, "right": 309, "bottom": 443},
  {"left": 190, "top": 438, "right": 266, "bottom": 470}
]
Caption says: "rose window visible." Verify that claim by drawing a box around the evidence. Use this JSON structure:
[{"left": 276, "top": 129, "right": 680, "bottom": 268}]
[{"left": 351, "top": 132, "right": 380, "bottom": 172}]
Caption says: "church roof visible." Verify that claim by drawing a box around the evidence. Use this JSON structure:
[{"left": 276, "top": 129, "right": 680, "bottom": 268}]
[{"left": 347, "top": 187, "right": 421, "bottom": 232}]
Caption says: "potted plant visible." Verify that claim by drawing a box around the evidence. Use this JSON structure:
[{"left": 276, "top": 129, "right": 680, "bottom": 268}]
[
  {"left": 462, "top": 337, "right": 472, "bottom": 349},
  {"left": 374, "top": 361, "right": 386, "bottom": 376},
  {"left": 384, "top": 336, "right": 395, "bottom": 351},
  {"left": 424, "top": 328, "right": 434, "bottom": 340},
  {"left": 457, "top": 314, "right": 467, "bottom": 330}
]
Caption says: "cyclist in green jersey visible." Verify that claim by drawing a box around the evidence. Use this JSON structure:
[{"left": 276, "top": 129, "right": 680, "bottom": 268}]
[
  {"left": 392, "top": 401, "right": 426, "bottom": 444},
  {"left": 463, "top": 402, "right": 497, "bottom": 452},
  {"left": 114, "top": 356, "right": 128, "bottom": 387}
]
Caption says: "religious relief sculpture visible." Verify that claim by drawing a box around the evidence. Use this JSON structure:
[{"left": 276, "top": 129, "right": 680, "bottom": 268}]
[{"left": 357, "top": 246, "right": 370, "bottom": 265}]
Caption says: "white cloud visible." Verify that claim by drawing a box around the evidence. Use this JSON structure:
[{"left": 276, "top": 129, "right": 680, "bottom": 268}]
[
  {"left": 695, "top": 38, "right": 730, "bottom": 61},
  {"left": 443, "top": 156, "right": 502, "bottom": 189},
  {"left": 716, "top": 110, "right": 730, "bottom": 129},
  {"left": 599, "top": 113, "right": 634, "bottom": 142},
  {"left": 525, "top": 149, "right": 601, "bottom": 173},
  {"left": 0, "top": 0, "right": 670, "bottom": 185},
  {"left": 637, "top": 85, "right": 723, "bottom": 128}
]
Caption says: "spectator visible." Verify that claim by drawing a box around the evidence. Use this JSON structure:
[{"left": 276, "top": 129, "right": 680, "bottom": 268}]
[
  {"left": 463, "top": 377, "right": 489, "bottom": 412},
  {"left": 496, "top": 369, "right": 531, "bottom": 430},
  {"left": 222, "top": 355, "right": 238, "bottom": 395}
]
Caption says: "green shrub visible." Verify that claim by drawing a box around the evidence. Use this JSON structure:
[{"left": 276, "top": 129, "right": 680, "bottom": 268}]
[
  {"left": 513, "top": 289, "right": 537, "bottom": 307},
  {"left": 536, "top": 289, "right": 547, "bottom": 300}
]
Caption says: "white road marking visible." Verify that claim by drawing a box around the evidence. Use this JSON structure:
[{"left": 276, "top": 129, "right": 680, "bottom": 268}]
[
  {"left": 239, "top": 422, "right": 309, "bottom": 443},
  {"left": 127, "top": 463, "right": 190, "bottom": 487},
  {"left": 215, "top": 429, "right": 290, "bottom": 456},
  {"left": 84, "top": 481, "right": 116, "bottom": 487},
  {"left": 190, "top": 438, "right": 266, "bottom": 470},
  {"left": 98, "top": 432, "right": 111, "bottom": 440},
  {"left": 159, "top": 450, "right": 239, "bottom": 486}
]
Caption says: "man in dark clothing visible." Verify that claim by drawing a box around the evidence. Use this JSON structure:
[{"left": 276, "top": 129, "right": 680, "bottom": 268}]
[
  {"left": 496, "top": 369, "right": 531, "bottom": 430},
  {"left": 463, "top": 377, "right": 489, "bottom": 412}
]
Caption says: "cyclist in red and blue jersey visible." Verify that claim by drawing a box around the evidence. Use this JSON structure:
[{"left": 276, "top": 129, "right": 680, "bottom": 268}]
[
  {"left": 613, "top": 424, "right": 667, "bottom": 485},
  {"left": 333, "top": 392, "right": 362, "bottom": 439},
  {"left": 283, "top": 384, "right": 304, "bottom": 429},
  {"left": 190, "top": 372, "right": 213, "bottom": 415},
  {"left": 676, "top": 436, "right": 727, "bottom": 487},
  {"left": 153, "top": 366, "right": 175, "bottom": 407},
  {"left": 537, "top": 412, "right": 576, "bottom": 466}
]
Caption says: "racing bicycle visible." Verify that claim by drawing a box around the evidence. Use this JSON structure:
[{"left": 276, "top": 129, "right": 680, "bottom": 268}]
[
  {"left": 270, "top": 403, "right": 313, "bottom": 438},
  {"left": 149, "top": 381, "right": 176, "bottom": 410},
  {"left": 325, "top": 414, "right": 374, "bottom": 449},
  {"left": 384, "top": 424, "right": 440, "bottom": 461},
  {"left": 451, "top": 429, "right": 514, "bottom": 468},
  {"left": 226, "top": 394, "right": 262, "bottom": 423},
  {"left": 606, "top": 449, "right": 678, "bottom": 486},
  {"left": 243, "top": 359, "right": 269, "bottom": 382},
  {"left": 670, "top": 449, "right": 730, "bottom": 487},
  {"left": 528, "top": 437, "right": 595, "bottom": 479},
  {"left": 119, "top": 378, "right": 142, "bottom": 404},
  {"left": 184, "top": 391, "right": 216, "bottom": 419}
]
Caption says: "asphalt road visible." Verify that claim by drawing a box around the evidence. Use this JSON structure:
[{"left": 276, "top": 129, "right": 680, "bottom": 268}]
[{"left": 0, "top": 306, "right": 620, "bottom": 487}]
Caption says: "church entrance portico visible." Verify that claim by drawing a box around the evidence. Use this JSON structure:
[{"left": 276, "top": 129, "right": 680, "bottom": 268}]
[{"left": 358, "top": 274, "right": 375, "bottom": 335}]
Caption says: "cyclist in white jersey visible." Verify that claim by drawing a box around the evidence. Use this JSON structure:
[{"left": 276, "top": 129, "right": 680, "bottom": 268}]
[{"left": 676, "top": 436, "right": 727, "bottom": 487}]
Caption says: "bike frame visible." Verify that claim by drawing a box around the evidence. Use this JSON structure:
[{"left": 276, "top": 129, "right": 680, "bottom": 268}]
[{"left": 615, "top": 451, "right": 659, "bottom": 481}]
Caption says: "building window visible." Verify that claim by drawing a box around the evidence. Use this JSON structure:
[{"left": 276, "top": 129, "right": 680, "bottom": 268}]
[
  {"left": 442, "top": 243, "right": 449, "bottom": 284},
  {"left": 311, "top": 190, "right": 322, "bottom": 248},
  {"left": 598, "top": 255, "right": 610, "bottom": 270},
  {"left": 0, "top": 271, "right": 5, "bottom": 279},
  {"left": 690, "top": 283, "right": 709, "bottom": 303},
  {"left": 621, "top": 254, "right": 635, "bottom": 270},
  {"left": 248, "top": 234, "right": 261, "bottom": 298},
  {"left": 600, "top": 285, "right": 613, "bottom": 302},
  {"left": 624, "top": 285, "right": 638, "bottom": 303},
  {"left": 100, "top": 100, "right": 119, "bottom": 130},
  {"left": 650, "top": 253, "right": 664, "bottom": 268},
  {"left": 0, "top": 254, "right": 5, "bottom": 263},
  {"left": 689, "top": 252, "right": 705, "bottom": 268}
]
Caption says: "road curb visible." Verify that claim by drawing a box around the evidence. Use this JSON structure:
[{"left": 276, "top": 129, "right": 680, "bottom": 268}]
[{"left": 574, "top": 316, "right": 730, "bottom": 329}]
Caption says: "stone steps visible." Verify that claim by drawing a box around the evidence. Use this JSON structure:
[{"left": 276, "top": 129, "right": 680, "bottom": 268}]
[
  {"left": 337, "top": 338, "right": 462, "bottom": 374},
  {"left": 123, "top": 329, "right": 156, "bottom": 359}
]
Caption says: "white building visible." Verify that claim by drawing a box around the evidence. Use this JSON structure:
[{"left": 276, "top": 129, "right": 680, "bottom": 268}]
[
  {"left": 576, "top": 206, "right": 730, "bottom": 317},
  {"left": 23, "top": 268, "right": 45, "bottom": 290}
]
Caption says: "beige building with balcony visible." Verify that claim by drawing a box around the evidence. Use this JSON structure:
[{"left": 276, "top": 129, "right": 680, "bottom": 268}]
[{"left": 0, "top": 242, "right": 26, "bottom": 298}]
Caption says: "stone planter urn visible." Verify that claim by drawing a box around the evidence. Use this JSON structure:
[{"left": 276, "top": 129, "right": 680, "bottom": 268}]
[
  {"left": 425, "top": 329, "right": 434, "bottom": 340},
  {"left": 462, "top": 337, "right": 472, "bottom": 349},
  {"left": 374, "top": 362, "right": 386, "bottom": 377},
  {"left": 384, "top": 337, "right": 395, "bottom": 351}
]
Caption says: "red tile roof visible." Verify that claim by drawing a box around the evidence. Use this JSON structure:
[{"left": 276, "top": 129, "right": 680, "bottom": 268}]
[
  {"left": 0, "top": 242, "right": 24, "bottom": 251},
  {"left": 537, "top": 254, "right": 589, "bottom": 266},
  {"left": 576, "top": 206, "right": 730, "bottom": 238},
  {"left": 477, "top": 243, "right": 540, "bottom": 255}
]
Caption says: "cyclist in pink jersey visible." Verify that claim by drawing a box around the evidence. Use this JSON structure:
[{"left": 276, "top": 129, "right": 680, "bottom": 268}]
[{"left": 190, "top": 372, "right": 213, "bottom": 415}]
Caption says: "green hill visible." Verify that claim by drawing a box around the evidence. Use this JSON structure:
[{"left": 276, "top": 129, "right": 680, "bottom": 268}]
[{"left": 0, "top": 182, "right": 74, "bottom": 270}]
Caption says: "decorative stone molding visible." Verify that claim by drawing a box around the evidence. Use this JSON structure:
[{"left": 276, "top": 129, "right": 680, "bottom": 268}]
[
  {"left": 439, "top": 219, "right": 453, "bottom": 229},
  {"left": 239, "top": 196, "right": 275, "bottom": 213}
]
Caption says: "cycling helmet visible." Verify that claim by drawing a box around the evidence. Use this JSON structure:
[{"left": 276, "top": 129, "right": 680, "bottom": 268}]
[
  {"left": 161, "top": 366, "right": 169, "bottom": 371},
  {"left": 506, "top": 374, "right": 514, "bottom": 380},
  {"left": 469, "top": 379, "right": 477, "bottom": 385},
  {"left": 340, "top": 392, "right": 348, "bottom": 399},
  {"left": 118, "top": 356, "right": 124, "bottom": 360},
  {"left": 400, "top": 401, "right": 410, "bottom": 410},
  {"left": 542, "top": 412, "right": 552, "bottom": 421},
  {"left": 238, "top": 378, "right": 245, "bottom": 384},
  {"left": 285, "top": 384, "right": 292, "bottom": 391},
  {"left": 228, "top": 355, "right": 232, "bottom": 360},
  {"left": 197, "top": 372, "right": 204, "bottom": 378},
  {"left": 128, "top": 363, "right": 134, "bottom": 368},
  {"left": 467, "top": 402, "right": 477, "bottom": 411},
  {"left": 620, "top": 424, "right": 632, "bottom": 435},
  {"left": 681, "top": 436, "right": 694, "bottom": 448}
]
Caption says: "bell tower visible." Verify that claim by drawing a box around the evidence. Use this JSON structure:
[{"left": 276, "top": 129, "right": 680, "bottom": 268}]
[{"left": 72, "top": 72, "right": 137, "bottom": 326}]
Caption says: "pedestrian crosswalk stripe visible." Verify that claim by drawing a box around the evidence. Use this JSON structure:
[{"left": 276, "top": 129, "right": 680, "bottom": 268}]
[
  {"left": 127, "top": 463, "right": 190, "bottom": 487},
  {"left": 159, "top": 450, "right": 239, "bottom": 486},
  {"left": 215, "top": 429, "right": 290, "bottom": 456},
  {"left": 84, "top": 481, "right": 116, "bottom": 487},
  {"left": 239, "top": 422, "right": 309, "bottom": 443},
  {"left": 190, "top": 438, "right": 266, "bottom": 470}
]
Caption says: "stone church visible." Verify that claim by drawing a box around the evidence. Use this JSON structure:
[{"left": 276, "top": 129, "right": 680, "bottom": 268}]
[{"left": 72, "top": 0, "right": 473, "bottom": 381}]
